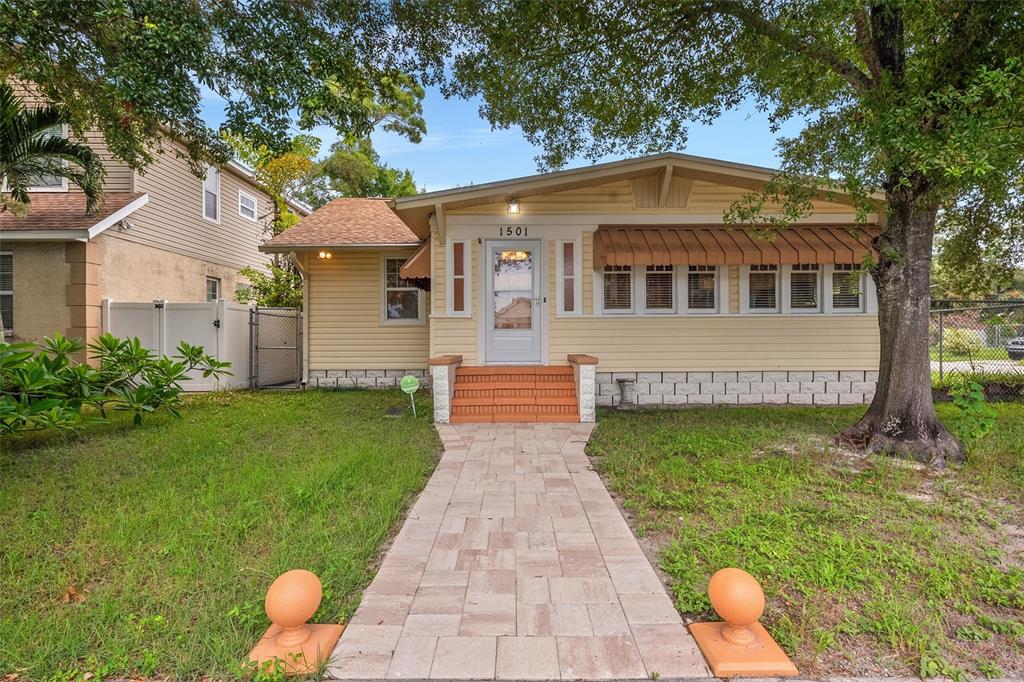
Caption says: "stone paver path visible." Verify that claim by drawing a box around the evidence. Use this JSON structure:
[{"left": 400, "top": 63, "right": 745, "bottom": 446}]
[{"left": 327, "top": 423, "right": 710, "bottom": 680}]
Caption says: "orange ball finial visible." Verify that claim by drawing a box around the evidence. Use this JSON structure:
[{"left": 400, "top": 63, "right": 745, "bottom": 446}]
[
  {"left": 707, "top": 568, "right": 765, "bottom": 646},
  {"left": 264, "top": 569, "right": 323, "bottom": 647}
]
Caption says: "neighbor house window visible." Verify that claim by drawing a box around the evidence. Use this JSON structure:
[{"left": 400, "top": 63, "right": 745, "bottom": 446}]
[
  {"left": 27, "top": 125, "right": 68, "bottom": 191},
  {"left": 559, "top": 240, "right": 579, "bottom": 314},
  {"left": 206, "top": 277, "right": 220, "bottom": 302},
  {"left": 832, "top": 264, "right": 863, "bottom": 310},
  {"left": 384, "top": 257, "right": 421, "bottom": 322},
  {"left": 450, "top": 241, "right": 467, "bottom": 314},
  {"left": 0, "top": 253, "right": 12, "bottom": 333},
  {"left": 203, "top": 165, "right": 220, "bottom": 222},
  {"left": 602, "top": 265, "right": 632, "bottom": 312},
  {"left": 645, "top": 265, "right": 674, "bottom": 312},
  {"left": 238, "top": 190, "right": 258, "bottom": 221},
  {"left": 789, "top": 264, "right": 820, "bottom": 311},
  {"left": 748, "top": 265, "right": 778, "bottom": 311},
  {"left": 687, "top": 265, "right": 717, "bottom": 312}
]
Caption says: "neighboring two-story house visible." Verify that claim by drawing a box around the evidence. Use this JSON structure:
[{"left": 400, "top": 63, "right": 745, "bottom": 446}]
[{"left": 0, "top": 86, "right": 284, "bottom": 347}]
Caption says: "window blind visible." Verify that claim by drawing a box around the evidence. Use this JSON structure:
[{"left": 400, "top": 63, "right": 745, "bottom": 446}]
[
  {"left": 645, "top": 265, "right": 673, "bottom": 310},
  {"left": 833, "top": 264, "right": 862, "bottom": 309},
  {"left": 748, "top": 265, "right": 777, "bottom": 310},
  {"left": 603, "top": 266, "right": 631, "bottom": 310},
  {"left": 687, "top": 265, "right": 716, "bottom": 310},
  {"left": 790, "top": 264, "right": 819, "bottom": 309},
  {"left": 562, "top": 242, "right": 575, "bottom": 312}
]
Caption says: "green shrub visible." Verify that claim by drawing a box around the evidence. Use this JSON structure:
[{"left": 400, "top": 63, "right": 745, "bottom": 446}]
[
  {"left": 942, "top": 328, "right": 984, "bottom": 356},
  {"left": 0, "top": 333, "right": 231, "bottom": 434}
]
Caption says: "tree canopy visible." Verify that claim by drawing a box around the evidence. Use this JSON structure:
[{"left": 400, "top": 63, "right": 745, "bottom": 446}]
[
  {"left": 298, "top": 138, "right": 421, "bottom": 208},
  {"left": 1, "top": 0, "right": 425, "bottom": 174}
]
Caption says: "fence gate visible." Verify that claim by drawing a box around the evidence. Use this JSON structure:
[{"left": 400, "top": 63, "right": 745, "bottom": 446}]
[{"left": 249, "top": 307, "right": 302, "bottom": 389}]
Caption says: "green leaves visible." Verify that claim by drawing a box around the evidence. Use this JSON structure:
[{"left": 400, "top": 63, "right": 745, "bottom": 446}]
[
  {"left": 0, "top": 332, "right": 232, "bottom": 435},
  {"left": 951, "top": 381, "right": 998, "bottom": 442}
]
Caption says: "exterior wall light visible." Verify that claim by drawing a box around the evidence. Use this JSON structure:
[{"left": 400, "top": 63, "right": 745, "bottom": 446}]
[
  {"left": 318, "top": 251, "right": 332, "bottom": 259},
  {"left": 507, "top": 199, "right": 520, "bottom": 215}
]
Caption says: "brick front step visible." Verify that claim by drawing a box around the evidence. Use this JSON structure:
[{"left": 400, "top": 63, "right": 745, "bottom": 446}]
[{"left": 450, "top": 366, "right": 579, "bottom": 423}]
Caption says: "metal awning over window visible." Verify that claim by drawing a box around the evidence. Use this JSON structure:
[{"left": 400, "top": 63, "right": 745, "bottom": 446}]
[
  {"left": 399, "top": 241, "right": 430, "bottom": 279},
  {"left": 593, "top": 225, "right": 878, "bottom": 267}
]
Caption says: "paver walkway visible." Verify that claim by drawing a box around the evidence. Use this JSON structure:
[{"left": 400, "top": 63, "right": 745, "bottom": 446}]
[{"left": 327, "top": 423, "right": 710, "bottom": 680}]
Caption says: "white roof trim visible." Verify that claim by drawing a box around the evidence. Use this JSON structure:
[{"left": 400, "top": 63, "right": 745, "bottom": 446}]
[{"left": 0, "top": 193, "right": 149, "bottom": 241}]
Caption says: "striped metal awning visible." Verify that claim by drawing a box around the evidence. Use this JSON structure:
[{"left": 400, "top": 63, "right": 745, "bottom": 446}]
[
  {"left": 399, "top": 241, "right": 430, "bottom": 279},
  {"left": 593, "top": 225, "right": 878, "bottom": 268}
]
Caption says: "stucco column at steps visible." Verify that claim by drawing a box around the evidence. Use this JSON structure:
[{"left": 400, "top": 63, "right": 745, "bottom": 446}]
[{"left": 64, "top": 241, "right": 102, "bottom": 363}]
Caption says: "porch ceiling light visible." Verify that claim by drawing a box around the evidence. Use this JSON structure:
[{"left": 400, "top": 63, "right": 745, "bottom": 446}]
[
  {"left": 318, "top": 251, "right": 332, "bottom": 259},
  {"left": 507, "top": 199, "right": 520, "bottom": 215}
]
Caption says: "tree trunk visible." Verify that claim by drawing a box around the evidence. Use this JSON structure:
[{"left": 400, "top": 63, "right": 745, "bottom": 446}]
[{"left": 841, "top": 191, "right": 965, "bottom": 467}]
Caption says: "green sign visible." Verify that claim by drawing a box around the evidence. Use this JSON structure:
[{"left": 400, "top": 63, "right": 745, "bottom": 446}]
[{"left": 400, "top": 375, "right": 420, "bottom": 394}]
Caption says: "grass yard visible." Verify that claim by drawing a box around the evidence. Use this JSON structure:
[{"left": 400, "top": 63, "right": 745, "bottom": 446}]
[
  {"left": 0, "top": 390, "right": 439, "bottom": 681},
  {"left": 588, "top": 403, "right": 1024, "bottom": 679}
]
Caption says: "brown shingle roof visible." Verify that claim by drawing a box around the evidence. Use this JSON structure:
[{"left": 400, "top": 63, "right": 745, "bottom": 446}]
[
  {"left": 261, "top": 197, "right": 420, "bottom": 251},
  {"left": 0, "top": 192, "right": 146, "bottom": 232}
]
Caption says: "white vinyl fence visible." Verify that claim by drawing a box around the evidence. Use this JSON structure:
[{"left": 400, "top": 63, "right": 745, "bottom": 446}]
[{"left": 101, "top": 299, "right": 251, "bottom": 391}]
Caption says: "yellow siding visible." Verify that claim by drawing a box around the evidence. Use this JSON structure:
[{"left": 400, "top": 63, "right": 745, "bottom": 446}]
[
  {"left": 448, "top": 179, "right": 855, "bottom": 216},
  {"left": 548, "top": 315, "right": 879, "bottom": 371},
  {"left": 729, "top": 266, "right": 740, "bottom": 313},
  {"left": 126, "top": 139, "right": 273, "bottom": 271},
  {"left": 581, "top": 231, "right": 594, "bottom": 314},
  {"left": 308, "top": 250, "right": 429, "bottom": 370}
]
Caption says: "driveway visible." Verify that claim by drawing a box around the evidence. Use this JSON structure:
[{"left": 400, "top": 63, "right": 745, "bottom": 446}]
[{"left": 326, "top": 422, "right": 710, "bottom": 680}]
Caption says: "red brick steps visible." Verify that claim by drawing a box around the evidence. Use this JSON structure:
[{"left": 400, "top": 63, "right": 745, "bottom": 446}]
[{"left": 449, "top": 366, "right": 579, "bottom": 423}]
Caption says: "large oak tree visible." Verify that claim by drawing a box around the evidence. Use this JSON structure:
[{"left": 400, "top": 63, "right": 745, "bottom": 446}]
[{"left": 398, "top": 0, "right": 1024, "bottom": 465}]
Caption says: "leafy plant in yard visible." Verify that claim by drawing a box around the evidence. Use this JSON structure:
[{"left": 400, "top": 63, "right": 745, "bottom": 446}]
[
  {"left": 951, "top": 381, "right": 998, "bottom": 442},
  {"left": 942, "top": 328, "right": 984, "bottom": 358},
  {"left": 0, "top": 333, "right": 231, "bottom": 434}
]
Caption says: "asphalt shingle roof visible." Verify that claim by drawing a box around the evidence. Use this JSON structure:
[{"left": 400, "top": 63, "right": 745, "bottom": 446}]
[
  {"left": 262, "top": 197, "right": 420, "bottom": 250},
  {"left": 0, "top": 192, "right": 145, "bottom": 232}
]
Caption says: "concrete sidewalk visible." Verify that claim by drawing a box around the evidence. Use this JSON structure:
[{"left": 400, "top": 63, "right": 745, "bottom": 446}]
[{"left": 327, "top": 422, "right": 710, "bottom": 680}]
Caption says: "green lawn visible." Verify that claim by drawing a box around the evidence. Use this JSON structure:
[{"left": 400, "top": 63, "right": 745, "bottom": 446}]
[
  {"left": 0, "top": 390, "right": 439, "bottom": 681},
  {"left": 588, "top": 403, "right": 1024, "bottom": 679}
]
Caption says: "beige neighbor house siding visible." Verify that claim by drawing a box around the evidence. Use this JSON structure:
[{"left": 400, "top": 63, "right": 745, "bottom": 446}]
[
  {"left": 4, "top": 242, "right": 71, "bottom": 343},
  {"left": 97, "top": 233, "right": 252, "bottom": 303},
  {"left": 307, "top": 249, "right": 429, "bottom": 371},
  {"left": 124, "top": 139, "right": 273, "bottom": 272}
]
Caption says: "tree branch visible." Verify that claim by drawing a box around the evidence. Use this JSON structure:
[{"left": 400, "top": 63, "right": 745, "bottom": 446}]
[
  {"left": 681, "top": 0, "right": 875, "bottom": 94},
  {"left": 852, "top": 5, "right": 882, "bottom": 82}
]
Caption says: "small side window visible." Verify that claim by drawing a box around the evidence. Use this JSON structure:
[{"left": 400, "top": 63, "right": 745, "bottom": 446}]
[
  {"left": 451, "top": 241, "right": 466, "bottom": 313},
  {"left": 1, "top": 252, "right": 13, "bottom": 333},
  {"left": 560, "top": 241, "right": 577, "bottom": 313},
  {"left": 203, "top": 165, "right": 220, "bottom": 222},
  {"left": 238, "top": 190, "right": 258, "bottom": 221},
  {"left": 206, "top": 276, "right": 220, "bottom": 302},
  {"left": 384, "top": 257, "right": 422, "bottom": 322}
]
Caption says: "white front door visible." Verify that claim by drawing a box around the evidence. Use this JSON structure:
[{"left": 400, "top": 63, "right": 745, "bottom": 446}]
[{"left": 484, "top": 240, "right": 543, "bottom": 364}]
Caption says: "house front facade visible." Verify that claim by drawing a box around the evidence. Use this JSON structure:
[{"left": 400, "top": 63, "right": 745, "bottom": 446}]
[
  {"left": 1, "top": 83, "right": 279, "bottom": 348},
  {"left": 262, "top": 153, "right": 882, "bottom": 424}
]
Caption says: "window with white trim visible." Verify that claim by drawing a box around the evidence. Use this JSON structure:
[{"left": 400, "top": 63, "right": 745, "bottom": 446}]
[
  {"left": 384, "top": 257, "right": 422, "bottom": 322},
  {"left": 27, "top": 125, "right": 68, "bottom": 191},
  {"left": 687, "top": 265, "right": 717, "bottom": 312},
  {"left": 748, "top": 265, "right": 779, "bottom": 311},
  {"left": 560, "top": 241, "right": 578, "bottom": 314},
  {"left": 1, "top": 253, "right": 13, "bottom": 333},
  {"left": 449, "top": 241, "right": 468, "bottom": 314},
  {"left": 789, "top": 264, "right": 820, "bottom": 311},
  {"left": 203, "top": 165, "right": 220, "bottom": 222},
  {"left": 206, "top": 276, "right": 220, "bottom": 302},
  {"left": 832, "top": 264, "right": 863, "bottom": 310},
  {"left": 602, "top": 265, "right": 632, "bottom": 312},
  {"left": 238, "top": 190, "right": 258, "bottom": 221},
  {"left": 645, "top": 265, "right": 674, "bottom": 312}
]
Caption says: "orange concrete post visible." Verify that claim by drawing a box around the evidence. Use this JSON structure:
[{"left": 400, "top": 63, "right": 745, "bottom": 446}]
[
  {"left": 245, "top": 569, "right": 344, "bottom": 676},
  {"left": 688, "top": 568, "right": 798, "bottom": 677}
]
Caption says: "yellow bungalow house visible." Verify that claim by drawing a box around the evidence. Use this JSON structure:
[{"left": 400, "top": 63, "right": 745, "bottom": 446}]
[{"left": 261, "top": 153, "right": 881, "bottom": 424}]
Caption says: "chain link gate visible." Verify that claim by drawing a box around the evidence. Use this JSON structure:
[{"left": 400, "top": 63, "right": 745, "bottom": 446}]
[
  {"left": 249, "top": 307, "right": 302, "bottom": 389},
  {"left": 930, "top": 299, "right": 1024, "bottom": 400}
]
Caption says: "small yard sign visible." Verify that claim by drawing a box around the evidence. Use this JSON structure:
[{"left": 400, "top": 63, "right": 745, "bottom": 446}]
[{"left": 400, "top": 375, "right": 420, "bottom": 416}]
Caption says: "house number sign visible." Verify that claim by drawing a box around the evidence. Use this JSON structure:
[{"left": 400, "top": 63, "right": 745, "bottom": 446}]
[{"left": 498, "top": 225, "right": 528, "bottom": 237}]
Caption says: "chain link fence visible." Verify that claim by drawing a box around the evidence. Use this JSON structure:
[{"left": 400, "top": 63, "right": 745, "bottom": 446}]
[
  {"left": 249, "top": 307, "right": 302, "bottom": 389},
  {"left": 930, "top": 299, "right": 1024, "bottom": 400}
]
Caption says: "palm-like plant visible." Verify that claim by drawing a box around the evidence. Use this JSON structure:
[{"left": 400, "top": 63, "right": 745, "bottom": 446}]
[{"left": 0, "top": 82, "right": 105, "bottom": 215}]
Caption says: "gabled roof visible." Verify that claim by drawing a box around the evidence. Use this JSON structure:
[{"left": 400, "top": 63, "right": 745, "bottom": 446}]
[
  {"left": 391, "top": 152, "right": 884, "bottom": 238},
  {"left": 0, "top": 192, "right": 149, "bottom": 241},
  {"left": 260, "top": 197, "right": 421, "bottom": 252}
]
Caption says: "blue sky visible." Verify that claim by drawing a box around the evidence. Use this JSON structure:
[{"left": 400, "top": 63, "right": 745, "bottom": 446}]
[{"left": 201, "top": 85, "right": 806, "bottom": 192}]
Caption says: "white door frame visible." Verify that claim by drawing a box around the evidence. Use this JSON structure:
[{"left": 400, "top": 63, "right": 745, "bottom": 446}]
[{"left": 479, "top": 238, "right": 547, "bottom": 365}]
